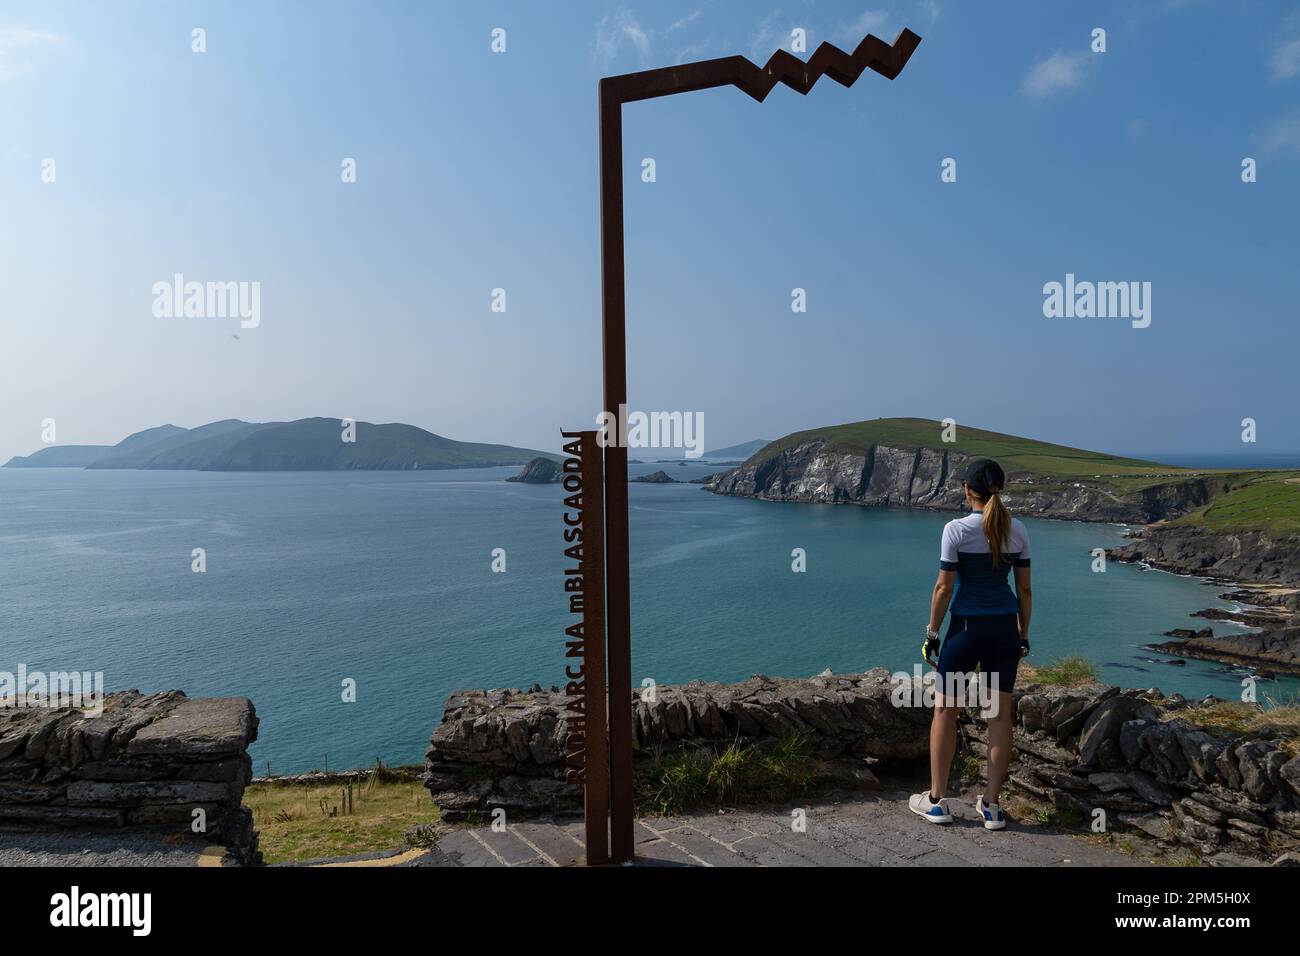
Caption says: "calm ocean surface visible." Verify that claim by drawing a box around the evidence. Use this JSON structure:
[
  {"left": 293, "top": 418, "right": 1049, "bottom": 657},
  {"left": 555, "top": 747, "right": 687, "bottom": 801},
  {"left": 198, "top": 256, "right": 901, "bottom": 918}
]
[{"left": 2, "top": 464, "right": 1294, "bottom": 774}]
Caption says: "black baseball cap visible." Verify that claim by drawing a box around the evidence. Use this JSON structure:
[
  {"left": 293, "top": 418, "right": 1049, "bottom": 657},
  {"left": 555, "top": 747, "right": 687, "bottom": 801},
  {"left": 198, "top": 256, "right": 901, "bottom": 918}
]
[{"left": 959, "top": 458, "right": 1005, "bottom": 496}]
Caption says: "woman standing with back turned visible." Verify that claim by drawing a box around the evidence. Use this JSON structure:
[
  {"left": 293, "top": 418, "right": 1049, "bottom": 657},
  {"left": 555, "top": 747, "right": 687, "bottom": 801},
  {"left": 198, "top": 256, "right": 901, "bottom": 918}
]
[{"left": 909, "top": 458, "right": 1033, "bottom": 830}]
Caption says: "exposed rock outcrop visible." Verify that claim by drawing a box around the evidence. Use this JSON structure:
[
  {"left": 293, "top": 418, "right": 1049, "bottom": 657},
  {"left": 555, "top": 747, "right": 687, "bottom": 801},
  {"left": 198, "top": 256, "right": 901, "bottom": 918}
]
[
  {"left": 0, "top": 691, "right": 261, "bottom": 865},
  {"left": 632, "top": 470, "right": 677, "bottom": 483},
  {"left": 1146, "top": 620, "right": 1300, "bottom": 675},
  {"left": 506, "top": 457, "right": 562, "bottom": 483},
  {"left": 705, "top": 439, "right": 1222, "bottom": 523},
  {"left": 1109, "top": 524, "right": 1300, "bottom": 585},
  {"left": 961, "top": 679, "right": 1300, "bottom": 864}
]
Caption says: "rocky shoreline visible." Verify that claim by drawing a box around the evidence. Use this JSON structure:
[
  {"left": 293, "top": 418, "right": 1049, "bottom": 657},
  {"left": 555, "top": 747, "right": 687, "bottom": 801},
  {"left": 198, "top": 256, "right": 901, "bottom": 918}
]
[{"left": 1106, "top": 526, "right": 1300, "bottom": 676}]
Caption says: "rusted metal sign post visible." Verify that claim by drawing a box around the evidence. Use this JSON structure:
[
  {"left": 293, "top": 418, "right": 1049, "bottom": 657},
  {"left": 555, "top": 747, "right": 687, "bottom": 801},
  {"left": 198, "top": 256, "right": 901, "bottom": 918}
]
[
  {"left": 583, "top": 28, "right": 921, "bottom": 865},
  {"left": 560, "top": 430, "right": 609, "bottom": 864}
]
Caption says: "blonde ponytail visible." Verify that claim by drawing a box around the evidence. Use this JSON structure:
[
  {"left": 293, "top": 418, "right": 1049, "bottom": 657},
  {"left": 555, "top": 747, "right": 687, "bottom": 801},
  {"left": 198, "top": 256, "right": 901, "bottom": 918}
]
[{"left": 982, "top": 490, "right": 1011, "bottom": 567}]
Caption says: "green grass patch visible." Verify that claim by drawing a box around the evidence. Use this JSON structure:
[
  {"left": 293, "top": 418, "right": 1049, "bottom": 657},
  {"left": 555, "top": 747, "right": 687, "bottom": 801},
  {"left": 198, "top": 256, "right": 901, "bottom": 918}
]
[
  {"left": 1172, "top": 473, "right": 1300, "bottom": 536},
  {"left": 246, "top": 772, "right": 437, "bottom": 864},
  {"left": 636, "top": 733, "right": 826, "bottom": 816},
  {"left": 1030, "top": 654, "right": 1098, "bottom": 687}
]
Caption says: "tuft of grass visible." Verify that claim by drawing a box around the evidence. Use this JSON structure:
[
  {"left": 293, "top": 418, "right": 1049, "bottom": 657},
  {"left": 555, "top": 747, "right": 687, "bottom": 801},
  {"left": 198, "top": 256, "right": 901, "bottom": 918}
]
[
  {"left": 636, "top": 732, "right": 826, "bottom": 816},
  {"left": 1055, "top": 808, "right": 1085, "bottom": 829},
  {"left": 1168, "top": 697, "right": 1300, "bottom": 746},
  {"left": 1033, "top": 654, "right": 1098, "bottom": 687},
  {"left": 245, "top": 776, "right": 437, "bottom": 864},
  {"left": 955, "top": 754, "right": 983, "bottom": 785}
]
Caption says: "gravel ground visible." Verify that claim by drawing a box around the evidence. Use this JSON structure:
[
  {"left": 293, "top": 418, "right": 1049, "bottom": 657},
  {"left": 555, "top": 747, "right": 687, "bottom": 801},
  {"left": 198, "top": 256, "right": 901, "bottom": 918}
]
[{"left": 0, "top": 828, "right": 210, "bottom": 867}]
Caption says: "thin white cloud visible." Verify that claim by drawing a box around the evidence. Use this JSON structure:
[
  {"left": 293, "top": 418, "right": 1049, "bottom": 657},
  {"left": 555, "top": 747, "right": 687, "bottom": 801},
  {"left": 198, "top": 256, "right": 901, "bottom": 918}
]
[
  {"left": 594, "top": 11, "right": 651, "bottom": 67},
  {"left": 0, "top": 27, "right": 65, "bottom": 80},
  {"left": 1022, "top": 50, "right": 1089, "bottom": 99},
  {"left": 1269, "top": 35, "right": 1300, "bottom": 80},
  {"left": 836, "top": 9, "right": 896, "bottom": 48},
  {"left": 1256, "top": 111, "right": 1300, "bottom": 156},
  {"left": 748, "top": 11, "right": 783, "bottom": 61},
  {"left": 668, "top": 10, "right": 703, "bottom": 33},
  {"left": 846, "top": 10, "right": 890, "bottom": 37}
]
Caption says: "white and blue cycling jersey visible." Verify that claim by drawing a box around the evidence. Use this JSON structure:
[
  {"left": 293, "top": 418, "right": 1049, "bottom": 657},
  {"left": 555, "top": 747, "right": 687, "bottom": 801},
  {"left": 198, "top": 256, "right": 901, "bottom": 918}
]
[{"left": 939, "top": 511, "right": 1031, "bottom": 616}]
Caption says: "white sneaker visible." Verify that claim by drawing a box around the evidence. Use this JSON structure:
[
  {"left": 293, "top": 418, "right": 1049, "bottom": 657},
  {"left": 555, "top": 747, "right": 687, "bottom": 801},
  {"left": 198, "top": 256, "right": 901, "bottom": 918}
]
[
  {"left": 908, "top": 791, "right": 953, "bottom": 824},
  {"left": 976, "top": 794, "right": 1006, "bottom": 830}
]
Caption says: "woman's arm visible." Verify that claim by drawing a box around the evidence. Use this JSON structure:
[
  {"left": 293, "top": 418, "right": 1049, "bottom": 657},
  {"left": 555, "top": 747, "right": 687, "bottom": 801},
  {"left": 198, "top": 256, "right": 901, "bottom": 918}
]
[
  {"left": 1014, "top": 565, "right": 1032, "bottom": 654},
  {"left": 929, "top": 570, "right": 955, "bottom": 633}
]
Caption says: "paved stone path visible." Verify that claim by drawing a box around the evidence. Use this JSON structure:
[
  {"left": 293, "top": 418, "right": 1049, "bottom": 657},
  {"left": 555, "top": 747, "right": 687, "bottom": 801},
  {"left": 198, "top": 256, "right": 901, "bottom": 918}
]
[{"left": 420, "top": 786, "right": 1160, "bottom": 868}]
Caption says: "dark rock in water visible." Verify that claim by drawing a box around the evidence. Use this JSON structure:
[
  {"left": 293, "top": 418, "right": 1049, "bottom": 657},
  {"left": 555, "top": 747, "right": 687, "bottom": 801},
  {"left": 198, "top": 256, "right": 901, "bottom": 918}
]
[
  {"left": 633, "top": 470, "right": 676, "bottom": 484},
  {"left": 1147, "top": 621, "right": 1300, "bottom": 676},
  {"left": 1194, "top": 606, "right": 1288, "bottom": 628},
  {"left": 506, "top": 457, "right": 562, "bottom": 483},
  {"left": 1165, "top": 627, "right": 1214, "bottom": 640}
]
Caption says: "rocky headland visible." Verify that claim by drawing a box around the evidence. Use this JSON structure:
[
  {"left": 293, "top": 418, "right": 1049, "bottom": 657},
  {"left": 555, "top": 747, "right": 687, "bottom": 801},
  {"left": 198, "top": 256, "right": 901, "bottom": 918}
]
[{"left": 706, "top": 436, "right": 1223, "bottom": 523}]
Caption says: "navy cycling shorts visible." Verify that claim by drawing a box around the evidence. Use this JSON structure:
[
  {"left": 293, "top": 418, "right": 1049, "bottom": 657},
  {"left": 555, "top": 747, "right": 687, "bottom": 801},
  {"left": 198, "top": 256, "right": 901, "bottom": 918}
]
[{"left": 935, "top": 613, "right": 1021, "bottom": 700}]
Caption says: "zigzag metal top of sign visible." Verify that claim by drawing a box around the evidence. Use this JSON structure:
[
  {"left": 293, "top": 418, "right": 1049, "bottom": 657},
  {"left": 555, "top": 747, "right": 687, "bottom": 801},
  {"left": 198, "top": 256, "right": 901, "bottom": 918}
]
[{"left": 602, "top": 28, "right": 922, "bottom": 104}]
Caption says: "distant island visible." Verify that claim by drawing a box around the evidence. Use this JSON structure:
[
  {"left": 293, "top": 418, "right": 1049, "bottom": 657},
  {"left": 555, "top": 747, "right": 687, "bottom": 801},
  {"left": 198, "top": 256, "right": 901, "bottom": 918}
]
[
  {"left": 4, "top": 418, "right": 558, "bottom": 472},
  {"left": 506, "top": 457, "right": 562, "bottom": 483}
]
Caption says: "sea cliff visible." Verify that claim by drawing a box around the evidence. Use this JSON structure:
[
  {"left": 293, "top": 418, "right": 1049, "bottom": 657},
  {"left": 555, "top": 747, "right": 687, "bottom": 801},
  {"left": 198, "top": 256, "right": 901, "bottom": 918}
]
[{"left": 704, "top": 438, "right": 1219, "bottom": 524}]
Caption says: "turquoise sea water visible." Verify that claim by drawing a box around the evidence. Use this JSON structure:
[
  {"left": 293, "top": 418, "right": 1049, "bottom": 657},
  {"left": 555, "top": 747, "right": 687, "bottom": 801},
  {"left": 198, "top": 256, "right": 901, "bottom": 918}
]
[{"left": 1, "top": 465, "right": 1293, "bottom": 774}]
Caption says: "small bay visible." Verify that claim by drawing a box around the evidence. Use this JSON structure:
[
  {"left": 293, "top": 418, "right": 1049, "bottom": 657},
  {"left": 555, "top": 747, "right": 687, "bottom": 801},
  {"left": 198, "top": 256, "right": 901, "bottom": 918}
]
[{"left": 0, "top": 464, "right": 1289, "bottom": 774}]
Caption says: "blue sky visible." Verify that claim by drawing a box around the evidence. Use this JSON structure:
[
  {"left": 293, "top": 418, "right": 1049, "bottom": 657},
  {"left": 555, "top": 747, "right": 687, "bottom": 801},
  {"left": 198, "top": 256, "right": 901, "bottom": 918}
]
[{"left": 1, "top": 0, "right": 1297, "bottom": 462}]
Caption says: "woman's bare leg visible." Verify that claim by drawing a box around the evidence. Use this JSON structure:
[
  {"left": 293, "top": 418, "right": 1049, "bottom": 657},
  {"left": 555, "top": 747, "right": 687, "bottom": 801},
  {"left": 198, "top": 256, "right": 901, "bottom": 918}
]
[
  {"left": 984, "top": 691, "right": 1016, "bottom": 802},
  {"left": 929, "top": 700, "right": 959, "bottom": 798}
]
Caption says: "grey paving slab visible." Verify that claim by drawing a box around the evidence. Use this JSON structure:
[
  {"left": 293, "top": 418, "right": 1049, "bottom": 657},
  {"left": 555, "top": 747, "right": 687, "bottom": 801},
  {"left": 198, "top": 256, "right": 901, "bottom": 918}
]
[
  {"left": 634, "top": 837, "right": 699, "bottom": 866},
  {"left": 729, "top": 834, "right": 817, "bottom": 866},
  {"left": 436, "top": 829, "right": 504, "bottom": 867},
  {"left": 765, "top": 830, "right": 864, "bottom": 867},
  {"left": 512, "top": 821, "right": 585, "bottom": 866},
  {"left": 652, "top": 825, "right": 752, "bottom": 867},
  {"left": 476, "top": 827, "right": 542, "bottom": 865}
]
